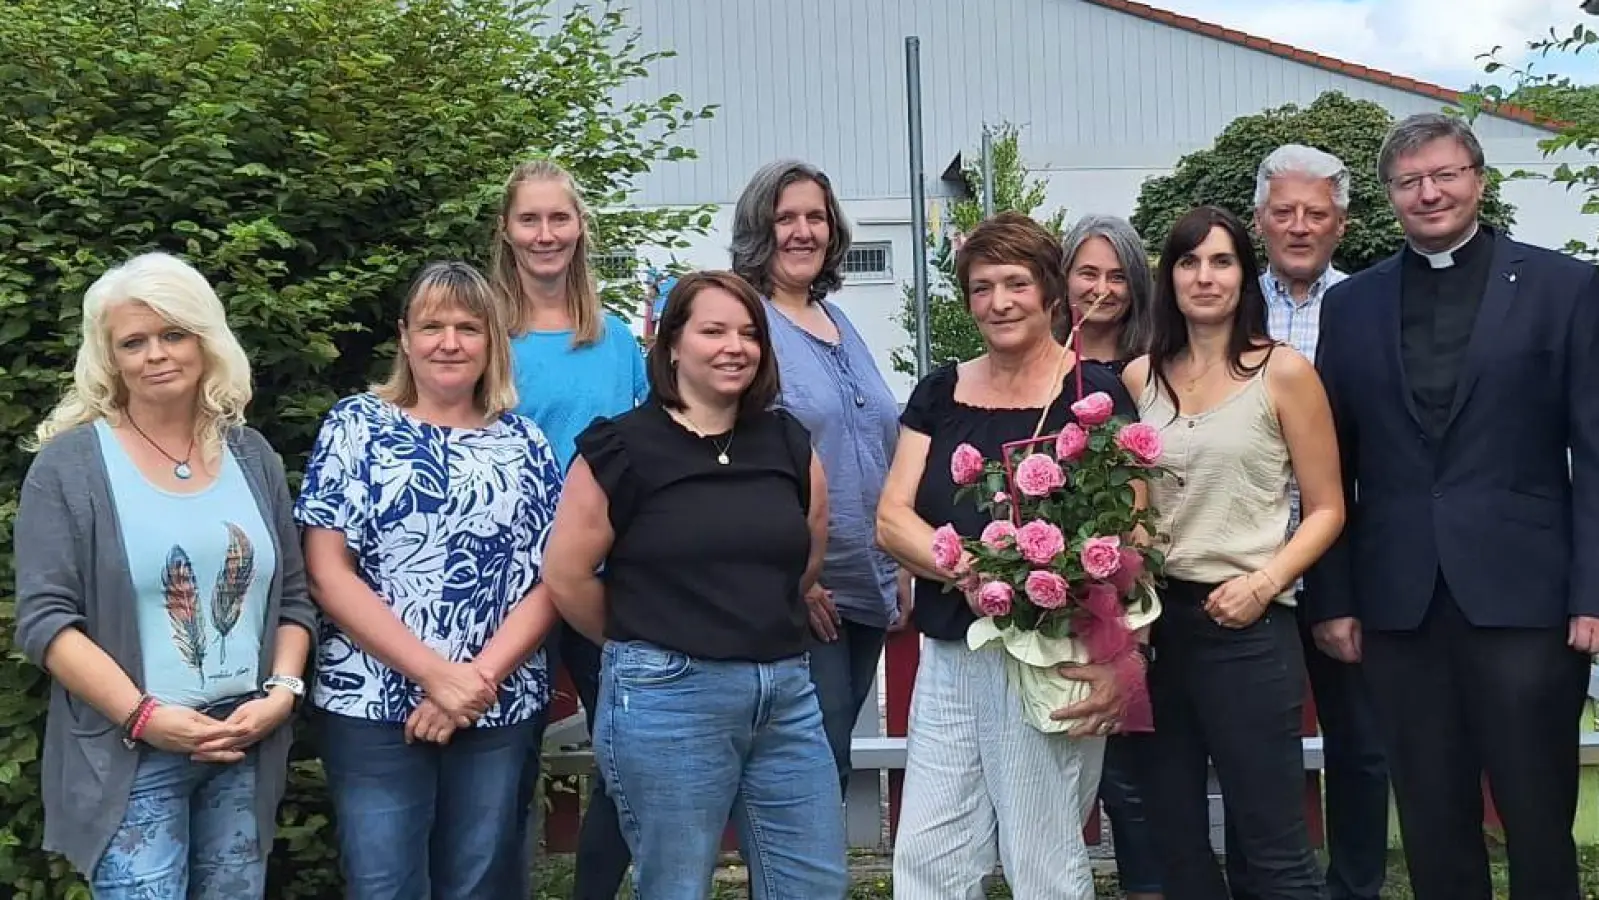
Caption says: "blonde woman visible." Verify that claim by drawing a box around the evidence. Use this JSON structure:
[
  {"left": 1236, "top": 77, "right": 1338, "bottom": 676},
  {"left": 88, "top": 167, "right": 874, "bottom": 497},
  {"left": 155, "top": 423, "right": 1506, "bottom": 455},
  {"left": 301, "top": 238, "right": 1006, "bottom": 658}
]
[
  {"left": 491, "top": 159, "right": 645, "bottom": 897},
  {"left": 14, "top": 252, "right": 315, "bottom": 897},
  {"left": 295, "top": 262, "right": 563, "bottom": 898}
]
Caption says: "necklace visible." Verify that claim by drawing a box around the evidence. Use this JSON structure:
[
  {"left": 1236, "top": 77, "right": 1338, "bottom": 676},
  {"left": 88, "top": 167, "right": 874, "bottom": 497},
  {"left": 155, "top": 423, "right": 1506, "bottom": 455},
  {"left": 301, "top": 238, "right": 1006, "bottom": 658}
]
[
  {"left": 124, "top": 414, "right": 196, "bottom": 480},
  {"left": 673, "top": 409, "right": 736, "bottom": 465},
  {"left": 1183, "top": 357, "right": 1223, "bottom": 393}
]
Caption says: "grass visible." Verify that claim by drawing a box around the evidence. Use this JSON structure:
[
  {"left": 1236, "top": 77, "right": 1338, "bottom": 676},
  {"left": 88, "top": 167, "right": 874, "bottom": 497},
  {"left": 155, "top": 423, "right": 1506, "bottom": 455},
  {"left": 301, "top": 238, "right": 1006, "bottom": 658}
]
[{"left": 532, "top": 845, "right": 1599, "bottom": 899}]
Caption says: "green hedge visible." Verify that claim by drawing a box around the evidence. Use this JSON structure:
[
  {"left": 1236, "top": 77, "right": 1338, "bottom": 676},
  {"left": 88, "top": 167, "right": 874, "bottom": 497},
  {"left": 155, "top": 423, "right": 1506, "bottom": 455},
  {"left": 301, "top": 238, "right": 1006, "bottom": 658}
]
[{"left": 0, "top": 0, "right": 710, "bottom": 894}]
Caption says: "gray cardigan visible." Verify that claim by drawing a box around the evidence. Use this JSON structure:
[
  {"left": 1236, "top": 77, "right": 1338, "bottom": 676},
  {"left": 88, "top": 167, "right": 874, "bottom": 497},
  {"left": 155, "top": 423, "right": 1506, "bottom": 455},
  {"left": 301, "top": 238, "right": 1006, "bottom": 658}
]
[{"left": 13, "top": 422, "right": 317, "bottom": 876}]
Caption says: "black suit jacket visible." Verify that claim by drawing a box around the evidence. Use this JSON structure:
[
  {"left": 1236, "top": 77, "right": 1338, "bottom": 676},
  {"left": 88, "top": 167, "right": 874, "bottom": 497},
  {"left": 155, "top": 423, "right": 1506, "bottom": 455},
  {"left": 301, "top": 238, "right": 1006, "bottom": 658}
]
[{"left": 1307, "top": 230, "right": 1599, "bottom": 631}]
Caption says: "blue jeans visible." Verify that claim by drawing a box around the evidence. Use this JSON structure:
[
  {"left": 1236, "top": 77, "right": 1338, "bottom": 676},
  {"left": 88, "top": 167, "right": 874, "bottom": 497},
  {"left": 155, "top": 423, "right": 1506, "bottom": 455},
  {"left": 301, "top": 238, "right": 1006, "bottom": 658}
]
[
  {"left": 315, "top": 711, "right": 541, "bottom": 900},
  {"left": 91, "top": 749, "right": 264, "bottom": 899},
  {"left": 595, "top": 640, "right": 848, "bottom": 899},
  {"left": 806, "top": 618, "right": 887, "bottom": 793}
]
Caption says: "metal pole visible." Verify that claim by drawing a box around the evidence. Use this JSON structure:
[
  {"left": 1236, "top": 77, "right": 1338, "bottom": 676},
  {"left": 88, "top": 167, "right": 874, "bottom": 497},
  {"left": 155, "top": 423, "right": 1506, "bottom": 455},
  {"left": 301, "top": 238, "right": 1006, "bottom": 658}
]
[
  {"left": 980, "top": 125, "right": 995, "bottom": 219},
  {"left": 906, "top": 36, "right": 931, "bottom": 379}
]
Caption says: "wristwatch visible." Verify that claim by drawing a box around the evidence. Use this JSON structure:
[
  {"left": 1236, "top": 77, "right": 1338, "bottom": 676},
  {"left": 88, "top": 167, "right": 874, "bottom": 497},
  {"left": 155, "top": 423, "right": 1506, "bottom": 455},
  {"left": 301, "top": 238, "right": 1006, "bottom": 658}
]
[{"left": 263, "top": 675, "right": 306, "bottom": 703}]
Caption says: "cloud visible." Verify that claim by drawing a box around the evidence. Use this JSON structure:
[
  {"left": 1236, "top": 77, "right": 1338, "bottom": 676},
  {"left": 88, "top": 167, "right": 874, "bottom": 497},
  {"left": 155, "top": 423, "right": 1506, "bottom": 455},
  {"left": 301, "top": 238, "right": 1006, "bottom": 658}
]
[{"left": 1148, "top": 0, "right": 1598, "bottom": 88}]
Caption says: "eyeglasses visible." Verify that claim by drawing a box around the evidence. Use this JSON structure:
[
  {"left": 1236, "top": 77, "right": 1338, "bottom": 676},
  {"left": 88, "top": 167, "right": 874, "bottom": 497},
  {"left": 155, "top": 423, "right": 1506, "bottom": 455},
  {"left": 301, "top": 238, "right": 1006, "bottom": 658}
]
[{"left": 1387, "top": 164, "right": 1478, "bottom": 194}]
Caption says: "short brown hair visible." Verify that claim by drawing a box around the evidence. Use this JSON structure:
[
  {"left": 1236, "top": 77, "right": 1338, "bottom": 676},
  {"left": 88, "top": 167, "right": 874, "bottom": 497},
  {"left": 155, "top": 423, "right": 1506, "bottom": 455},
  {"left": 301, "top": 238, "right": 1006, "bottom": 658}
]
[
  {"left": 647, "top": 270, "right": 781, "bottom": 417},
  {"left": 954, "top": 212, "right": 1067, "bottom": 312}
]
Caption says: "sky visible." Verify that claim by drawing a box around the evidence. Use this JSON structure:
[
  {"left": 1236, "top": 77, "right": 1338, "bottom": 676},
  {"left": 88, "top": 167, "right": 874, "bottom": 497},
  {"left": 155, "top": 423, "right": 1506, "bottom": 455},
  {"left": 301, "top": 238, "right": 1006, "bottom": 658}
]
[{"left": 1147, "top": 0, "right": 1599, "bottom": 91}]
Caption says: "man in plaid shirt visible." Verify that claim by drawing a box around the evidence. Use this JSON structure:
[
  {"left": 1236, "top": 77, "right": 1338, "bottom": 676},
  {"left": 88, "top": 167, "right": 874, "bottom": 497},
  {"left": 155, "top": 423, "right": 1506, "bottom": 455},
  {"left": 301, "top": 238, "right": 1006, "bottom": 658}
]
[{"left": 1224, "top": 145, "right": 1390, "bottom": 900}]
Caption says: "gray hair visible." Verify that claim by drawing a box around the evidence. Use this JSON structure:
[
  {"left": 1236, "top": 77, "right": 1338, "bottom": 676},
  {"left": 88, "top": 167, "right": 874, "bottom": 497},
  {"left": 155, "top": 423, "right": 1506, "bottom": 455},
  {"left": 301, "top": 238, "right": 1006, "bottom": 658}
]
[
  {"left": 1254, "top": 144, "right": 1351, "bottom": 211},
  {"left": 1058, "top": 214, "right": 1154, "bottom": 362},
  {"left": 1377, "top": 113, "right": 1486, "bottom": 184},
  {"left": 730, "top": 160, "right": 852, "bottom": 302}
]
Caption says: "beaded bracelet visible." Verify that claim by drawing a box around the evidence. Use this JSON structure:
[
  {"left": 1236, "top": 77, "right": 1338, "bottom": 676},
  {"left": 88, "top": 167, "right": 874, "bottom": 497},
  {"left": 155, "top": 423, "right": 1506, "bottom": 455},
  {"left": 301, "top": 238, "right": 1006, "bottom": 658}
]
[{"left": 120, "top": 695, "right": 157, "bottom": 750}]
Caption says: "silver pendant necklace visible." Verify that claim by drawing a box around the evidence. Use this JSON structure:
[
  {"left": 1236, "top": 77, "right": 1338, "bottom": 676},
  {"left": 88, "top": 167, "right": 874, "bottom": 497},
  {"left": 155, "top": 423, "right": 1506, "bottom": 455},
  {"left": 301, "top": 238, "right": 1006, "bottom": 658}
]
[
  {"left": 674, "top": 409, "right": 736, "bottom": 465},
  {"left": 125, "top": 414, "right": 196, "bottom": 480}
]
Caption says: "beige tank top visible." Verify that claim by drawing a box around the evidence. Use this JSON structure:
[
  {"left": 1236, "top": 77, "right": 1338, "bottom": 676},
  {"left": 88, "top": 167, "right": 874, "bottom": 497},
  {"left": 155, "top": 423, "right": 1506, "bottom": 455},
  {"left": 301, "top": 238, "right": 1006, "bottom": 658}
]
[{"left": 1138, "top": 363, "right": 1294, "bottom": 602}]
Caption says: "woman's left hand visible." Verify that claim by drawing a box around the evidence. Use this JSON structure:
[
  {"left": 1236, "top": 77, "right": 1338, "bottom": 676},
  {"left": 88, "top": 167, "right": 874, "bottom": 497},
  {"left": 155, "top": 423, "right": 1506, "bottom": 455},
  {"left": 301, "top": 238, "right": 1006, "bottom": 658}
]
[
  {"left": 189, "top": 691, "right": 296, "bottom": 762},
  {"left": 405, "top": 698, "right": 458, "bottom": 745},
  {"left": 1049, "top": 662, "right": 1127, "bottom": 737},
  {"left": 1205, "top": 572, "right": 1273, "bottom": 628}
]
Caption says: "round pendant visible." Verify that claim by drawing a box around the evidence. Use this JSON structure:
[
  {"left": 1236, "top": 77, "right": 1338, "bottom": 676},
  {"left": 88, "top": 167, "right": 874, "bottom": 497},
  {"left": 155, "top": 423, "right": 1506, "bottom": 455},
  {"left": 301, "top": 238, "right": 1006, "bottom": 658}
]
[
  {"left": 717, "top": 452, "right": 730, "bottom": 465},
  {"left": 174, "top": 462, "right": 193, "bottom": 480}
]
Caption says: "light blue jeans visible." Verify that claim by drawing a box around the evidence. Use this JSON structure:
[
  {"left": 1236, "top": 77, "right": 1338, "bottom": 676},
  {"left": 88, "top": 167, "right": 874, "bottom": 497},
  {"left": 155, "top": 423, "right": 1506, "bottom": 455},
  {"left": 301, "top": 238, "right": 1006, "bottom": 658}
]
[
  {"left": 595, "top": 640, "right": 848, "bottom": 899},
  {"left": 91, "top": 749, "right": 264, "bottom": 899}
]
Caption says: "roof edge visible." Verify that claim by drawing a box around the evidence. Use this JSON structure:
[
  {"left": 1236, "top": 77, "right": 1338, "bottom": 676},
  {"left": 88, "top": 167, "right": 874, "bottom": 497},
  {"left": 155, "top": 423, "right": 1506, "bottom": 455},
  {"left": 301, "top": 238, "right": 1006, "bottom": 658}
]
[{"left": 1082, "top": 0, "right": 1556, "bottom": 132}]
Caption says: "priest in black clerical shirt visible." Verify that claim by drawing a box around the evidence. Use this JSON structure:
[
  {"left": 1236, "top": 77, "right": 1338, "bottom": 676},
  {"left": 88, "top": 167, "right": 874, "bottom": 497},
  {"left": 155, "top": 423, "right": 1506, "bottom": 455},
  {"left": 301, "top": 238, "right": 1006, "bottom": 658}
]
[{"left": 1307, "top": 112, "right": 1599, "bottom": 900}]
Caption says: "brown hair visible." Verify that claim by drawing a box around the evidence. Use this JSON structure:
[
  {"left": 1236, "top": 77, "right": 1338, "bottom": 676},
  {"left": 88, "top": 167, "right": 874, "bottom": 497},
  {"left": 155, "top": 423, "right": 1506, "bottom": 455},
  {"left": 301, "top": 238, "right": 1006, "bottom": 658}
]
[
  {"left": 375, "top": 261, "right": 518, "bottom": 417},
  {"left": 489, "top": 159, "right": 603, "bottom": 346},
  {"left": 954, "top": 211, "right": 1067, "bottom": 312},
  {"left": 647, "top": 270, "right": 780, "bottom": 418}
]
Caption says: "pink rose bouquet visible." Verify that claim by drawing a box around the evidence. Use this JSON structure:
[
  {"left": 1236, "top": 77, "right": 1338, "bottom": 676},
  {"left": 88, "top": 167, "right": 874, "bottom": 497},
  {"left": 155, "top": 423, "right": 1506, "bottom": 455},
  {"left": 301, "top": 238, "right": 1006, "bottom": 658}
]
[{"left": 931, "top": 390, "right": 1169, "bottom": 734}]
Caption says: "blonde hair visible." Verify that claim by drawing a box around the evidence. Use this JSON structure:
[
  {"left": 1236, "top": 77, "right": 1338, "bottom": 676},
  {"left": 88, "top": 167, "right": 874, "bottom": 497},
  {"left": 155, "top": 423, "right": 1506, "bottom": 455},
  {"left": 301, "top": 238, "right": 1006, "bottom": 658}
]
[
  {"left": 490, "top": 159, "right": 604, "bottom": 346},
  {"left": 31, "top": 252, "right": 252, "bottom": 457},
  {"left": 375, "top": 261, "right": 517, "bottom": 417}
]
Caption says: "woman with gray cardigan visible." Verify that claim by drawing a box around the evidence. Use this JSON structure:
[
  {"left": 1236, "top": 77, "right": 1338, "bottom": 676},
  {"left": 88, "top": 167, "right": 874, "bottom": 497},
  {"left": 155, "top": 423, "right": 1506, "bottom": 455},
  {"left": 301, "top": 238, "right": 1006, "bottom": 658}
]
[{"left": 14, "top": 252, "right": 315, "bottom": 898}]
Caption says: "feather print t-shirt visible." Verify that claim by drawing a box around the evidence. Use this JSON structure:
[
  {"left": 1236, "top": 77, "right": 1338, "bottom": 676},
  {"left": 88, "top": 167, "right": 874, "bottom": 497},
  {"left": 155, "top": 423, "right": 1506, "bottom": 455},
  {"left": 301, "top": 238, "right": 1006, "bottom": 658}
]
[
  {"left": 96, "top": 419, "right": 274, "bottom": 707},
  {"left": 293, "top": 393, "right": 561, "bottom": 727}
]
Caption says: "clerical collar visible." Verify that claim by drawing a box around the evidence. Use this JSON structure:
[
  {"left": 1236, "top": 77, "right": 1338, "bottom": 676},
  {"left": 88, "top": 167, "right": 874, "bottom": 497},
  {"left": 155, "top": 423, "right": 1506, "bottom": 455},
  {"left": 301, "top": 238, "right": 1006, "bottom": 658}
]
[{"left": 1407, "top": 222, "right": 1482, "bottom": 269}]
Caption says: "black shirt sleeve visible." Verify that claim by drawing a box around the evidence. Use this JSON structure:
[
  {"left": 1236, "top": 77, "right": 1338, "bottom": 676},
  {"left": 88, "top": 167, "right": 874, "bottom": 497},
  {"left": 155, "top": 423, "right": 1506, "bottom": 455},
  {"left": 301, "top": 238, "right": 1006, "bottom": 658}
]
[
  {"left": 575, "top": 415, "right": 639, "bottom": 535},
  {"left": 900, "top": 362, "right": 956, "bottom": 436},
  {"left": 771, "top": 408, "right": 814, "bottom": 515}
]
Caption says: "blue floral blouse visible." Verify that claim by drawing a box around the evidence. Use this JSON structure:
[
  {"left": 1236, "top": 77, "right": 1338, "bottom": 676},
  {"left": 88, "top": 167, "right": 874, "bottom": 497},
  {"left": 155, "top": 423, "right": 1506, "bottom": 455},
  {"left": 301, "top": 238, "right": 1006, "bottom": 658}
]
[{"left": 294, "top": 392, "right": 562, "bottom": 726}]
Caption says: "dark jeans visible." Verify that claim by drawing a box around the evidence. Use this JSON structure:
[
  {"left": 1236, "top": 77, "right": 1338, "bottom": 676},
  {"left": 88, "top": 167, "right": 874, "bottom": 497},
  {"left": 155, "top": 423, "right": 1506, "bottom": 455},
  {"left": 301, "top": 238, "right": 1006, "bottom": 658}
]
[
  {"left": 1139, "top": 579, "right": 1327, "bottom": 900},
  {"left": 806, "top": 617, "right": 887, "bottom": 793},
  {"left": 520, "top": 622, "right": 632, "bottom": 900},
  {"left": 1362, "top": 579, "right": 1588, "bottom": 900},
  {"left": 1101, "top": 734, "right": 1163, "bottom": 894},
  {"left": 1226, "top": 596, "right": 1389, "bottom": 900},
  {"left": 316, "top": 711, "right": 540, "bottom": 900}
]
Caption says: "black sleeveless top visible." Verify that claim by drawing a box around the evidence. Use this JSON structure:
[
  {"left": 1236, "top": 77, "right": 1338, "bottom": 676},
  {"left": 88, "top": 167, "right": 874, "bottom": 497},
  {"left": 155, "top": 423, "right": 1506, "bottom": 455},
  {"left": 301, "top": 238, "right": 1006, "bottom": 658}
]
[
  {"left": 901, "top": 361, "right": 1137, "bottom": 641},
  {"left": 575, "top": 400, "right": 815, "bottom": 661}
]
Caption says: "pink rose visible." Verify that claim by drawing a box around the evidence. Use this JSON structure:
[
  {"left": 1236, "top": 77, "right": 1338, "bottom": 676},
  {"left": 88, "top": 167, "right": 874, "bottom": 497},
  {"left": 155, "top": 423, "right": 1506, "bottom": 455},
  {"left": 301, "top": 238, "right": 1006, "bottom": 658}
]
[
  {"left": 1109, "top": 547, "right": 1146, "bottom": 596},
  {"left": 932, "top": 524, "right": 963, "bottom": 572},
  {"left": 950, "top": 443, "right": 984, "bottom": 486},
  {"left": 1013, "top": 453, "right": 1065, "bottom": 497},
  {"left": 1115, "top": 422, "right": 1163, "bottom": 467},
  {"left": 1080, "top": 535, "right": 1124, "bottom": 579},
  {"left": 1025, "top": 570, "right": 1070, "bottom": 609},
  {"left": 979, "top": 520, "right": 1017, "bottom": 550},
  {"left": 1015, "top": 520, "right": 1067, "bottom": 566},
  {"left": 1070, "top": 391, "right": 1116, "bottom": 427},
  {"left": 977, "top": 580, "right": 1014, "bottom": 617},
  {"left": 1055, "top": 423, "right": 1088, "bottom": 462}
]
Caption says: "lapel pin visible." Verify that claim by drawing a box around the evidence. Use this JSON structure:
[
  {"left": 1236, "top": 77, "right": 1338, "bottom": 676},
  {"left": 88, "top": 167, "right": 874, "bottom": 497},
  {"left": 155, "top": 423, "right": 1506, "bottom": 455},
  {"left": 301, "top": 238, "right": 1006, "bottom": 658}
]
[{"left": 1506, "top": 272, "right": 1517, "bottom": 283}]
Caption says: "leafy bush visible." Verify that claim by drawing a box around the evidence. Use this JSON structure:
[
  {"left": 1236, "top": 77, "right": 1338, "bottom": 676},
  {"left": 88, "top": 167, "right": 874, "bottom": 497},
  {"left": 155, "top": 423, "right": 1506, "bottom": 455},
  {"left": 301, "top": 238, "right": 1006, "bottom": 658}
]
[
  {"left": 1460, "top": 25, "right": 1599, "bottom": 257},
  {"left": 0, "top": 0, "right": 710, "bottom": 894},
  {"left": 892, "top": 124, "right": 1067, "bottom": 377},
  {"left": 1130, "top": 91, "right": 1516, "bottom": 273}
]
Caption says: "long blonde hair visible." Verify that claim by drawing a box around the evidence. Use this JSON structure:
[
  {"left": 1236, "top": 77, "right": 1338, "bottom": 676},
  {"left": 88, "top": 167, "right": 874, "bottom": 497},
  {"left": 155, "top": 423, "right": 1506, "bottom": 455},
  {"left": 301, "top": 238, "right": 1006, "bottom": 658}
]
[
  {"left": 30, "top": 253, "right": 252, "bottom": 458},
  {"left": 374, "top": 261, "right": 518, "bottom": 417},
  {"left": 490, "top": 159, "right": 603, "bottom": 346}
]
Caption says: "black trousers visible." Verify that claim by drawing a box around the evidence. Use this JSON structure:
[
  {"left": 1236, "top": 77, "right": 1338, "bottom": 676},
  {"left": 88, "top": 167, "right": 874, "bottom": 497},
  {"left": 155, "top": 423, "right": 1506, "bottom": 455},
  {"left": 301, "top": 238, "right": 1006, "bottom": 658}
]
[
  {"left": 1226, "top": 596, "right": 1390, "bottom": 900},
  {"left": 1362, "top": 577, "right": 1589, "bottom": 900},
  {"left": 1138, "top": 579, "right": 1327, "bottom": 900},
  {"left": 517, "top": 622, "right": 633, "bottom": 900}
]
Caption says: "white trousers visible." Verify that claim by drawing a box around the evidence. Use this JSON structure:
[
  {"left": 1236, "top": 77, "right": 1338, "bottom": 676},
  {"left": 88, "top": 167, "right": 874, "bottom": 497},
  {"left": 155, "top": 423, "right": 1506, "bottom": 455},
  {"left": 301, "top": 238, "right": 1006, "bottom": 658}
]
[{"left": 892, "top": 637, "right": 1104, "bottom": 900}]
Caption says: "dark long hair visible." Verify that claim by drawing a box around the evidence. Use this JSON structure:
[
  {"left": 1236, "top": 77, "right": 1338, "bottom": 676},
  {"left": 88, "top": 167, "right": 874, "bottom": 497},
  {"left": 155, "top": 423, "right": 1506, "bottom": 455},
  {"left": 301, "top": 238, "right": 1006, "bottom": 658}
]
[{"left": 1149, "top": 206, "right": 1273, "bottom": 415}]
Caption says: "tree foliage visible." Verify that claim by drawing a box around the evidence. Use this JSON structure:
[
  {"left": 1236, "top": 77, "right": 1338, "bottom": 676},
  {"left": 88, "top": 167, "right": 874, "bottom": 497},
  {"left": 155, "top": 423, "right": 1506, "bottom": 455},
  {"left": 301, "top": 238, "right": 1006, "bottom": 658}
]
[
  {"left": 1131, "top": 91, "right": 1516, "bottom": 273},
  {"left": 0, "top": 0, "right": 710, "bottom": 894},
  {"left": 892, "top": 124, "right": 1067, "bottom": 377},
  {"left": 1459, "top": 24, "right": 1599, "bottom": 257}
]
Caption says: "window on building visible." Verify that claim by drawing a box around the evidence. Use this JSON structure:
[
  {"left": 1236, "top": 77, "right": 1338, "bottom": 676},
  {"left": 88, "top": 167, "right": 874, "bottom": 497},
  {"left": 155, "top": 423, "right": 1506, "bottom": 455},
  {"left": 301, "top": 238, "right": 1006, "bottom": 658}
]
[
  {"left": 592, "top": 249, "right": 637, "bottom": 282},
  {"left": 842, "top": 242, "right": 893, "bottom": 282}
]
